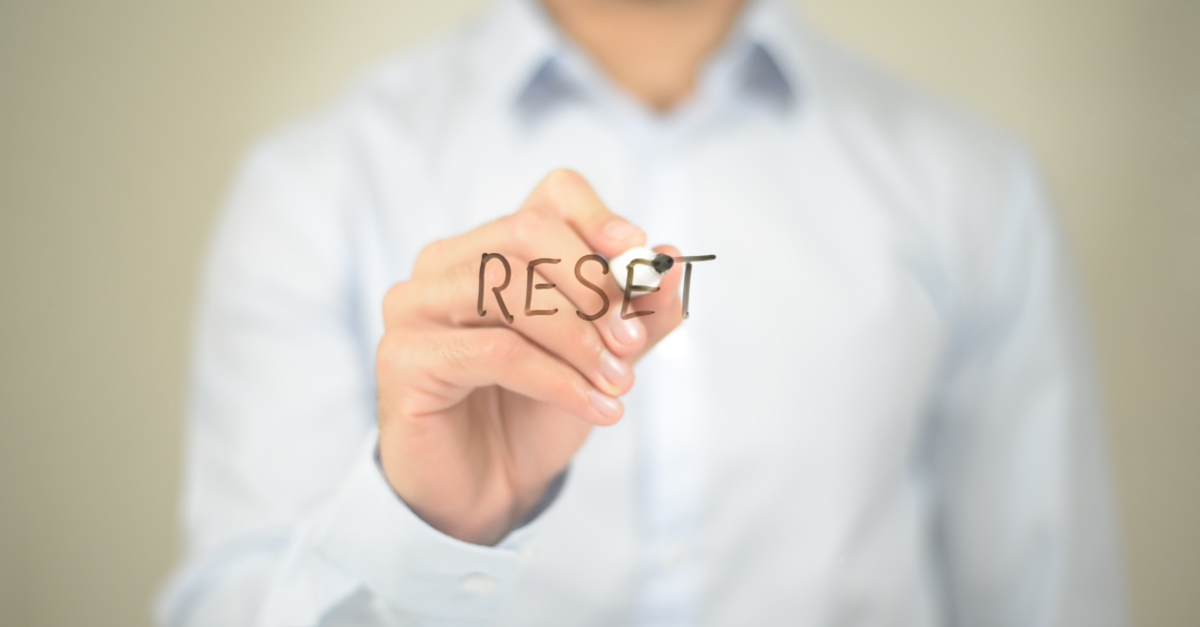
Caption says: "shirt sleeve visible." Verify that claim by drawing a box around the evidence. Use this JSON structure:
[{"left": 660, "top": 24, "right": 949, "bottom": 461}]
[
  {"left": 259, "top": 435, "right": 551, "bottom": 626},
  {"left": 927, "top": 146, "right": 1128, "bottom": 627},
  {"left": 155, "top": 127, "right": 550, "bottom": 627}
]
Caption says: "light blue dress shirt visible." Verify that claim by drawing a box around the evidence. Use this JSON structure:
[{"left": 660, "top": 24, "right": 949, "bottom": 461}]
[{"left": 157, "top": 0, "right": 1127, "bottom": 625}]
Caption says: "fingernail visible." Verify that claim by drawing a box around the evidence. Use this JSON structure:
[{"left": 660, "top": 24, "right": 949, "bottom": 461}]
[
  {"left": 609, "top": 314, "right": 644, "bottom": 347},
  {"left": 590, "top": 390, "right": 623, "bottom": 420},
  {"left": 603, "top": 219, "right": 643, "bottom": 243},
  {"left": 598, "top": 350, "right": 631, "bottom": 390}
]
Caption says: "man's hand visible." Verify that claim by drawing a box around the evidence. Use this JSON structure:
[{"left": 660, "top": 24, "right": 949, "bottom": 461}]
[{"left": 376, "top": 170, "right": 684, "bottom": 545}]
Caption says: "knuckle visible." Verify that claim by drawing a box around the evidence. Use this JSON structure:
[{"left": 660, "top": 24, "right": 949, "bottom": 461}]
[
  {"left": 527, "top": 169, "right": 585, "bottom": 216},
  {"left": 437, "top": 334, "right": 477, "bottom": 374},
  {"left": 483, "top": 258, "right": 508, "bottom": 286},
  {"left": 413, "top": 238, "right": 448, "bottom": 274},
  {"left": 375, "top": 331, "right": 410, "bottom": 376},
  {"left": 525, "top": 198, "right": 558, "bottom": 223},
  {"left": 543, "top": 168, "right": 585, "bottom": 195},
  {"left": 471, "top": 253, "right": 520, "bottom": 292},
  {"left": 478, "top": 330, "right": 521, "bottom": 365},
  {"left": 381, "top": 281, "right": 413, "bottom": 317},
  {"left": 451, "top": 258, "right": 477, "bottom": 285},
  {"left": 572, "top": 323, "right": 603, "bottom": 359},
  {"left": 506, "top": 211, "right": 542, "bottom": 249}
]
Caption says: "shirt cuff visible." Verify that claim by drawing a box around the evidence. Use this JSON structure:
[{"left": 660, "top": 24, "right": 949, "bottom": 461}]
[{"left": 310, "top": 432, "right": 557, "bottom": 621}]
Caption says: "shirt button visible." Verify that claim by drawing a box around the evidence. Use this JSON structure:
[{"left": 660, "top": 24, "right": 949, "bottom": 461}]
[{"left": 461, "top": 573, "right": 499, "bottom": 595}]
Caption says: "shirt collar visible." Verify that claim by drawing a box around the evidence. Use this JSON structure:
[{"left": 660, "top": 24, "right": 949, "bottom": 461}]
[{"left": 469, "top": 0, "right": 813, "bottom": 119}]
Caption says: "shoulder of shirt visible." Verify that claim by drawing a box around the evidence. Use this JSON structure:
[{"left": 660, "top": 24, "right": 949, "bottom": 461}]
[
  {"left": 801, "top": 31, "right": 1039, "bottom": 215},
  {"left": 796, "top": 32, "right": 1053, "bottom": 314},
  {"left": 234, "top": 20, "right": 481, "bottom": 189}
]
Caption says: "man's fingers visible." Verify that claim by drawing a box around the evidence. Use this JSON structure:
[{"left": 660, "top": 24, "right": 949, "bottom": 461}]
[
  {"left": 622, "top": 245, "right": 685, "bottom": 360},
  {"left": 411, "top": 170, "right": 642, "bottom": 280},
  {"left": 381, "top": 326, "right": 625, "bottom": 426},
  {"left": 523, "top": 169, "right": 646, "bottom": 259},
  {"left": 383, "top": 263, "right": 636, "bottom": 398},
  {"left": 409, "top": 210, "right": 650, "bottom": 358}
]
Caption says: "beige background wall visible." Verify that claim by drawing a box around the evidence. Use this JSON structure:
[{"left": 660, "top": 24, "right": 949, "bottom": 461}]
[{"left": 1, "top": 1, "right": 1196, "bottom": 625}]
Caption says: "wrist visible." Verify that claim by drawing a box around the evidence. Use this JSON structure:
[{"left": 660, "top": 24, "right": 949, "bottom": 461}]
[{"left": 424, "top": 472, "right": 564, "bottom": 545}]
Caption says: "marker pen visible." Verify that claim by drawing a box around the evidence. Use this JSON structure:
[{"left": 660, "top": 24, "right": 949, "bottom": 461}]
[{"left": 610, "top": 247, "right": 675, "bottom": 293}]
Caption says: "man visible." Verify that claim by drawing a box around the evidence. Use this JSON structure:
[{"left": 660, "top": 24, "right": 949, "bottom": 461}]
[{"left": 157, "top": 0, "right": 1127, "bottom": 625}]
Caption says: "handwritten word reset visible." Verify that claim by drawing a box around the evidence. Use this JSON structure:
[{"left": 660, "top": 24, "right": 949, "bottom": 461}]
[{"left": 477, "top": 253, "right": 717, "bottom": 323}]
